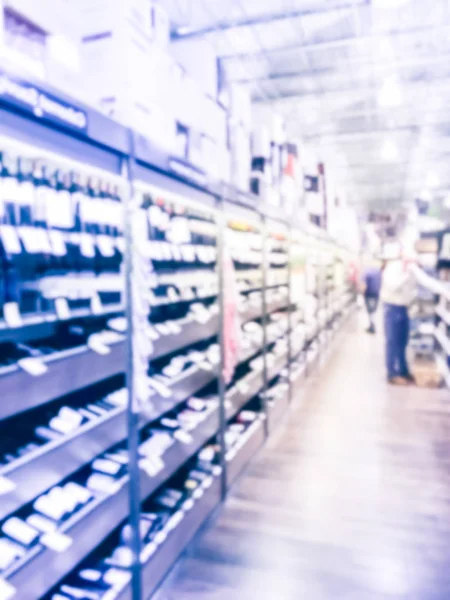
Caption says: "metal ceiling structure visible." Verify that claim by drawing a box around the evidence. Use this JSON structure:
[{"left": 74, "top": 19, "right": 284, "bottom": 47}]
[{"left": 164, "top": 0, "right": 450, "bottom": 210}]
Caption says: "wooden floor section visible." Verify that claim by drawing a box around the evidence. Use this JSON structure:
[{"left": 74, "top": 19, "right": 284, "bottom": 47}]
[{"left": 154, "top": 321, "right": 450, "bottom": 600}]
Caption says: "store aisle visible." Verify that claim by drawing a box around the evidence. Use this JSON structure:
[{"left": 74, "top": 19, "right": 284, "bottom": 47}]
[{"left": 154, "top": 321, "right": 450, "bottom": 600}]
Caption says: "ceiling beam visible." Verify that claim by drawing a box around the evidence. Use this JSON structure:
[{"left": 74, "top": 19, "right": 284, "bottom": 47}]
[
  {"left": 232, "top": 52, "right": 450, "bottom": 84},
  {"left": 171, "top": 0, "right": 368, "bottom": 40},
  {"left": 221, "top": 23, "right": 450, "bottom": 61}
]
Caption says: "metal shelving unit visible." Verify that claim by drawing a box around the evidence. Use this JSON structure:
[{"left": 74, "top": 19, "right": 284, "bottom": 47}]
[{"left": 0, "top": 71, "right": 359, "bottom": 600}]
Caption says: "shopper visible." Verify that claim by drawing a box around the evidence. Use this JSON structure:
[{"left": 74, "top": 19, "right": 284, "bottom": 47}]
[
  {"left": 362, "top": 259, "right": 382, "bottom": 334},
  {"left": 381, "top": 248, "right": 417, "bottom": 385}
]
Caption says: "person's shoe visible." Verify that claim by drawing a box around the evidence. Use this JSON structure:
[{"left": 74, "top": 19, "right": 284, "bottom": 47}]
[
  {"left": 401, "top": 373, "right": 416, "bottom": 384},
  {"left": 388, "top": 376, "right": 411, "bottom": 386},
  {"left": 366, "top": 325, "right": 376, "bottom": 334}
]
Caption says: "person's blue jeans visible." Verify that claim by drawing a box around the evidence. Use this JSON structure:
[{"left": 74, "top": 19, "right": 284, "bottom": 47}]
[{"left": 384, "top": 303, "right": 410, "bottom": 379}]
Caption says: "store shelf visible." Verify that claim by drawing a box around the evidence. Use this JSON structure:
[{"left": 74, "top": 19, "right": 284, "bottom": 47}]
[
  {"left": 226, "top": 418, "right": 265, "bottom": 487},
  {"left": 0, "top": 305, "right": 125, "bottom": 345},
  {"left": 240, "top": 304, "right": 263, "bottom": 324},
  {"left": 226, "top": 371, "right": 265, "bottom": 421},
  {"left": 116, "top": 474, "right": 222, "bottom": 600},
  {"left": 267, "top": 391, "right": 289, "bottom": 434},
  {"left": 4, "top": 406, "right": 219, "bottom": 600},
  {"left": 0, "top": 365, "right": 217, "bottom": 521},
  {"left": 139, "top": 404, "right": 219, "bottom": 501},
  {"left": 0, "top": 339, "right": 126, "bottom": 421},
  {"left": 152, "top": 315, "right": 219, "bottom": 361}
]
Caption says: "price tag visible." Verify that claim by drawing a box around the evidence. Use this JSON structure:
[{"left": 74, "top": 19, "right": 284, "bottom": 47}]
[
  {"left": 55, "top": 298, "right": 70, "bottom": 320},
  {"left": 174, "top": 430, "right": 193, "bottom": 445},
  {"left": 167, "top": 510, "right": 184, "bottom": 531},
  {"left": 48, "top": 230, "right": 67, "bottom": 256},
  {"left": 18, "top": 357, "right": 48, "bottom": 376},
  {"left": 0, "top": 476, "right": 16, "bottom": 495},
  {"left": 3, "top": 302, "right": 22, "bottom": 328},
  {"left": 212, "top": 466, "right": 222, "bottom": 477},
  {"left": 41, "top": 531, "right": 73, "bottom": 552},
  {"left": 0, "top": 226, "right": 21, "bottom": 254},
  {"left": 203, "top": 476, "right": 213, "bottom": 489},
  {"left": 193, "top": 487, "right": 204, "bottom": 500},
  {"left": 91, "top": 293, "right": 103, "bottom": 315},
  {"left": 183, "top": 498, "right": 194, "bottom": 511},
  {"left": 96, "top": 235, "right": 115, "bottom": 257},
  {"left": 88, "top": 335, "right": 111, "bottom": 356},
  {"left": 79, "top": 233, "right": 95, "bottom": 258},
  {"left": 0, "top": 578, "right": 16, "bottom": 600},
  {"left": 140, "top": 542, "right": 157, "bottom": 562},
  {"left": 154, "top": 531, "right": 167, "bottom": 545},
  {"left": 200, "top": 361, "right": 214, "bottom": 371}
]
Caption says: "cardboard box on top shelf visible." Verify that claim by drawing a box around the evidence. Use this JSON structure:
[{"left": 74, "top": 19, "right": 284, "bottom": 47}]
[
  {"left": 74, "top": 0, "right": 152, "bottom": 38},
  {"left": 171, "top": 38, "right": 218, "bottom": 99},
  {"left": 229, "top": 123, "right": 251, "bottom": 193},
  {"left": 1, "top": 1, "right": 88, "bottom": 103},
  {"left": 150, "top": 1, "right": 170, "bottom": 49},
  {"left": 227, "top": 82, "right": 252, "bottom": 130},
  {"left": 253, "top": 105, "right": 286, "bottom": 145}
]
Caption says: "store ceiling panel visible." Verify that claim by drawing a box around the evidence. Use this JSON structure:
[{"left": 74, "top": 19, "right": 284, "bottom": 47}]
[{"left": 166, "top": 0, "right": 450, "bottom": 207}]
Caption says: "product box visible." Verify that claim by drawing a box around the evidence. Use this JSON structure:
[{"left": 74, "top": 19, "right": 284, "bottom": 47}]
[
  {"left": 75, "top": 0, "right": 152, "bottom": 38},
  {"left": 150, "top": 1, "right": 170, "bottom": 49},
  {"left": 171, "top": 38, "right": 218, "bottom": 99},
  {"left": 253, "top": 105, "right": 286, "bottom": 145},
  {"left": 229, "top": 123, "right": 251, "bottom": 192},
  {"left": 228, "top": 82, "right": 252, "bottom": 130}
]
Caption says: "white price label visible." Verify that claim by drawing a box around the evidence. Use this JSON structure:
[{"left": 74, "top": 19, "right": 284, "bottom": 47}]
[
  {"left": 154, "top": 531, "right": 167, "bottom": 545},
  {"left": 18, "top": 357, "right": 48, "bottom": 376},
  {"left": 0, "top": 578, "right": 16, "bottom": 600},
  {"left": 3, "top": 302, "right": 22, "bottom": 328},
  {"left": 55, "top": 298, "right": 70, "bottom": 320},
  {"left": 79, "top": 233, "right": 95, "bottom": 258},
  {"left": 88, "top": 336, "right": 111, "bottom": 355},
  {"left": 41, "top": 531, "right": 73, "bottom": 552},
  {"left": 91, "top": 293, "right": 103, "bottom": 315},
  {"left": 0, "top": 476, "right": 16, "bottom": 495},
  {"left": 203, "top": 476, "right": 213, "bottom": 489},
  {"left": 174, "top": 430, "right": 193, "bottom": 445},
  {"left": 193, "top": 488, "right": 204, "bottom": 500},
  {"left": 48, "top": 230, "right": 67, "bottom": 256},
  {"left": 0, "top": 226, "right": 21, "bottom": 254},
  {"left": 183, "top": 498, "right": 194, "bottom": 511},
  {"left": 167, "top": 510, "right": 184, "bottom": 531},
  {"left": 140, "top": 542, "right": 157, "bottom": 562}
]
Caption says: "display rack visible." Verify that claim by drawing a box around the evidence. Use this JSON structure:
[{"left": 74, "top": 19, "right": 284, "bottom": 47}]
[{"left": 0, "top": 77, "right": 358, "bottom": 600}]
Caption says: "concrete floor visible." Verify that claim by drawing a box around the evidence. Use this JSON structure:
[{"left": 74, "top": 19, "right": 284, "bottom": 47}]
[{"left": 154, "top": 319, "right": 449, "bottom": 600}]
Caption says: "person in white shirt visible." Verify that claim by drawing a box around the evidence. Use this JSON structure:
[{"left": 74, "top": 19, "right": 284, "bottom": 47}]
[{"left": 380, "top": 251, "right": 417, "bottom": 385}]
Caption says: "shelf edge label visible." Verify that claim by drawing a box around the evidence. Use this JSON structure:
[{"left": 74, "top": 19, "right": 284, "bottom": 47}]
[{"left": 0, "top": 70, "right": 88, "bottom": 133}]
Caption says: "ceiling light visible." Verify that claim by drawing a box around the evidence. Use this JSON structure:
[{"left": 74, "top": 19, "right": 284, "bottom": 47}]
[
  {"left": 373, "top": 0, "right": 411, "bottom": 8},
  {"left": 378, "top": 78, "right": 402, "bottom": 107},
  {"left": 425, "top": 172, "right": 439, "bottom": 188},
  {"left": 380, "top": 140, "right": 399, "bottom": 161}
]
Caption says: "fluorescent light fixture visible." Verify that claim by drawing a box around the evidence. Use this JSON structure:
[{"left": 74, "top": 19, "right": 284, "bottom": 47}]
[
  {"left": 425, "top": 172, "right": 439, "bottom": 187},
  {"left": 373, "top": 0, "right": 411, "bottom": 8},
  {"left": 378, "top": 77, "right": 402, "bottom": 107},
  {"left": 380, "top": 139, "right": 399, "bottom": 161}
]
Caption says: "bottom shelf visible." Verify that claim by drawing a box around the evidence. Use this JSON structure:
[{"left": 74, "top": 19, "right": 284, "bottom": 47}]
[
  {"left": 117, "top": 473, "right": 222, "bottom": 600},
  {"left": 226, "top": 418, "right": 265, "bottom": 487}
]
